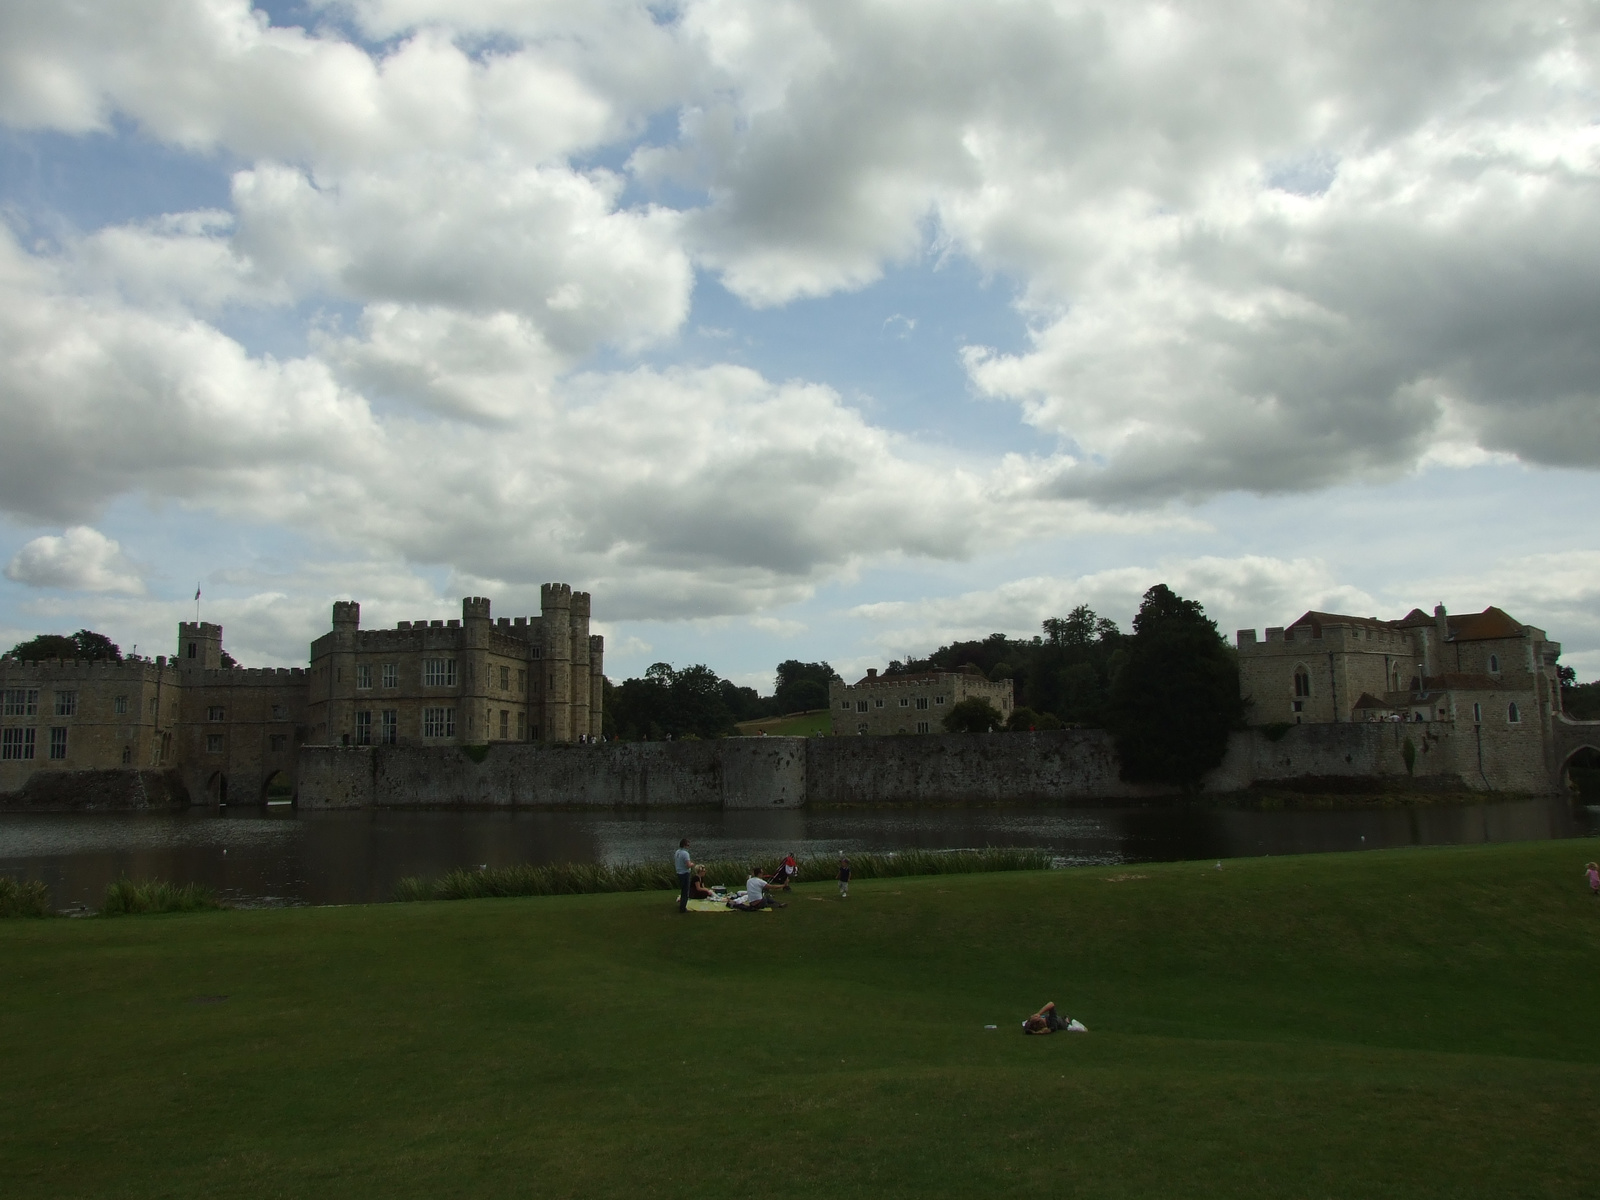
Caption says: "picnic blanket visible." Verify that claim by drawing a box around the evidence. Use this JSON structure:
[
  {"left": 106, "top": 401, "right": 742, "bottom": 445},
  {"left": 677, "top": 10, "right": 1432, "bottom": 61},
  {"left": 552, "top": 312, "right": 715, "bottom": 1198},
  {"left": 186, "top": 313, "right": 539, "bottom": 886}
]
[{"left": 684, "top": 894, "right": 774, "bottom": 913}]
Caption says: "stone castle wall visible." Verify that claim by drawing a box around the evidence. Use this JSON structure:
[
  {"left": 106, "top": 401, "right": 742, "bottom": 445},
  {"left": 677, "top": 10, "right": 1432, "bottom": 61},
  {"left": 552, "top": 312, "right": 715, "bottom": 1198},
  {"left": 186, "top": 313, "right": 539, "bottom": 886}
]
[{"left": 297, "top": 721, "right": 1558, "bottom": 812}]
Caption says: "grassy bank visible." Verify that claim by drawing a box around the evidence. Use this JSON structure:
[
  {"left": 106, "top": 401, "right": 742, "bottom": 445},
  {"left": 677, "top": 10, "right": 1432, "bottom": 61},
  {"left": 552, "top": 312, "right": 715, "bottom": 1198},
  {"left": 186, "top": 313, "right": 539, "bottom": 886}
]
[
  {"left": 395, "top": 847, "right": 1052, "bottom": 901},
  {"left": 734, "top": 707, "right": 832, "bottom": 736},
  {"left": 2, "top": 839, "right": 1598, "bottom": 1198}
]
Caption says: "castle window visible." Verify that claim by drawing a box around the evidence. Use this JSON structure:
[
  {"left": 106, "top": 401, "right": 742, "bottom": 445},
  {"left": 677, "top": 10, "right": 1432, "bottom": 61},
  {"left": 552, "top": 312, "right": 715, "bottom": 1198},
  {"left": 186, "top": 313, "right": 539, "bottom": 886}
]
[
  {"left": 1293, "top": 667, "right": 1311, "bottom": 698},
  {"left": 3, "top": 689, "right": 38, "bottom": 716},
  {"left": 354, "top": 711, "right": 372, "bottom": 745},
  {"left": 122, "top": 745, "right": 132, "bottom": 764},
  {"left": 1, "top": 728, "right": 35, "bottom": 760},
  {"left": 206, "top": 734, "right": 223, "bottom": 753},
  {"left": 857, "top": 723, "right": 869, "bottom": 734},
  {"left": 1292, "top": 700, "right": 1304, "bottom": 713},
  {"left": 48, "top": 728, "right": 67, "bottom": 759},
  {"left": 841, "top": 700, "right": 850, "bottom": 710},
  {"left": 899, "top": 698, "right": 909, "bottom": 708},
  {"left": 207, "top": 706, "right": 225, "bottom": 722},
  {"left": 875, "top": 699, "right": 884, "bottom": 708},
  {"left": 114, "top": 695, "right": 128, "bottom": 715},
  {"left": 356, "top": 664, "right": 372, "bottom": 690},
  {"left": 269, "top": 734, "right": 288, "bottom": 752},
  {"left": 423, "top": 707, "right": 455, "bottom": 738},
  {"left": 187, "top": 642, "right": 196, "bottom": 658},
  {"left": 381, "top": 710, "right": 397, "bottom": 744},
  {"left": 54, "top": 691, "right": 77, "bottom": 717},
  {"left": 1507, "top": 702, "right": 1520, "bottom": 724},
  {"left": 532, "top": 647, "right": 542, "bottom": 659},
  {"left": 500, "top": 666, "right": 510, "bottom": 691},
  {"left": 382, "top": 663, "right": 398, "bottom": 689},
  {"left": 1473, "top": 702, "right": 1482, "bottom": 723},
  {"left": 1489, "top": 654, "right": 1500, "bottom": 674},
  {"left": 915, "top": 697, "right": 929, "bottom": 710},
  {"left": 856, "top": 700, "right": 869, "bottom": 713},
  {"left": 916, "top": 721, "right": 930, "bottom": 734},
  {"left": 516, "top": 712, "right": 525, "bottom": 740},
  {"left": 935, "top": 695, "right": 945, "bottom": 705},
  {"left": 424, "top": 659, "right": 457, "bottom": 687},
  {"left": 500, "top": 710, "right": 510, "bottom": 739}
]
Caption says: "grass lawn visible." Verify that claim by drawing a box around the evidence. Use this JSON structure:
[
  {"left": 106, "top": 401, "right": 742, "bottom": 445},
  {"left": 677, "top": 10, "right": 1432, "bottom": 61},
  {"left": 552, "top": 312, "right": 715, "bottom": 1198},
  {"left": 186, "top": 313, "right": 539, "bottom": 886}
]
[
  {"left": 3, "top": 838, "right": 1599, "bottom": 1199},
  {"left": 735, "top": 707, "right": 833, "bottom": 736}
]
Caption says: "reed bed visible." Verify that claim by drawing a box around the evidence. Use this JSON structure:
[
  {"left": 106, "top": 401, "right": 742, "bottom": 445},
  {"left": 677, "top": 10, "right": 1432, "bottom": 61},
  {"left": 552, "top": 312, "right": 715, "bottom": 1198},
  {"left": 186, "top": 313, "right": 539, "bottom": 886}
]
[
  {"left": 101, "top": 877, "right": 223, "bottom": 916},
  {"left": 0, "top": 876, "right": 53, "bottom": 918},
  {"left": 394, "top": 847, "right": 1052, "bottom": 902}
]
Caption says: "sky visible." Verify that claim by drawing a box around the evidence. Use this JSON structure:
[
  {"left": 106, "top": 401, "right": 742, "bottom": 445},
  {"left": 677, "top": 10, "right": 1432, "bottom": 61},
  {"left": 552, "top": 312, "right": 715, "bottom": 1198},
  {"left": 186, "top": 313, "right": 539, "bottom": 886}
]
[{"left": 1, "top": 0, "right": 1599, "bottom": 689}]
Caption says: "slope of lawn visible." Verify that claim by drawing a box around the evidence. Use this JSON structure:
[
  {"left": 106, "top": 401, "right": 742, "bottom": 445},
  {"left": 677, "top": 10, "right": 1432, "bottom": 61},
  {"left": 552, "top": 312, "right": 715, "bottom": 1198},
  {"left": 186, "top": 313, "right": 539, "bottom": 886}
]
[
  {"left": 2, "top": 837, "right": 1598, "bottom": 1199},
  {"left": 734, "top": 707, "right": 833, "bottom": 736}
]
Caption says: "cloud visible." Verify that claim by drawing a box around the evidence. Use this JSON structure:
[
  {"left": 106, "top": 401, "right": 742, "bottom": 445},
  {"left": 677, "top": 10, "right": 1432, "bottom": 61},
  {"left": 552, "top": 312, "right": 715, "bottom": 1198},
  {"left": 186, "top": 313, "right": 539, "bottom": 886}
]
[
  {"left": 4, "top": 527, "right": 145, "bottom": 594},
  {"left": 850, "top": 556, "right": 1379, "bottom": 657}
]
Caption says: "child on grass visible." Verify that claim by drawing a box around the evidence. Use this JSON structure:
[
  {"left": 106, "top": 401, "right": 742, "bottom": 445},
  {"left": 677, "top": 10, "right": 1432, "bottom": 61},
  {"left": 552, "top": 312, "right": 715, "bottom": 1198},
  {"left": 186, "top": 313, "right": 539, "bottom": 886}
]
[
  {"left": 1586, "top": 861, "right": 1599, "bottom": 897},
  {"left": 838, "top": 854, "right": 850, "bottom": 899}
]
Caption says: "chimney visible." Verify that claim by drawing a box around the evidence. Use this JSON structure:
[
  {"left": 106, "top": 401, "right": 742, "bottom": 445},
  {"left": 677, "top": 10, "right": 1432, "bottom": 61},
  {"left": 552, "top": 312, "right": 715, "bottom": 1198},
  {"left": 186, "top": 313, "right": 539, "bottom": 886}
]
[{"left": 866, "top": 668, "right": 878, "bottom": 679}]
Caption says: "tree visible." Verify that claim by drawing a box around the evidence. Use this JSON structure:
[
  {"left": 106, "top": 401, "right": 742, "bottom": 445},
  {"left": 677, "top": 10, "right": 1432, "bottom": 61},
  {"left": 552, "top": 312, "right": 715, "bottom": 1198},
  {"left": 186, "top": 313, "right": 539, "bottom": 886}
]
[
  {"left": 773, "top": 660, "right": 838, "bottom": 713},
  {"left": 1105, "top": 584, "right": 1243, "bottom": 790},
  {"left": 7, "top": 629, "right": 122, "bottom": 661},
  {"left": 607, "top": 662, "right": 742, "bottom": 740},
  {"left": 942, "top": 697, "right": 1005, "bottom": 733}
]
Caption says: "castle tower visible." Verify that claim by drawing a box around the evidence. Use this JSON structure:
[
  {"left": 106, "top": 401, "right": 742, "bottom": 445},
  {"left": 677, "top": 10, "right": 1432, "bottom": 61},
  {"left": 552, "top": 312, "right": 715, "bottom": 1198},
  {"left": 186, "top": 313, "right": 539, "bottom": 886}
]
[
  {"left": 540, "top": 583, "right": 572, "bottom": 741},
  {"left": 177, "top": 622, "right": 223, "bottom": 670},
  {"left": 570, "top": 591, "right": 591, "bottom": 739},
  {"left": 589, "top": 633, "right": 605, "bottom": 739}
]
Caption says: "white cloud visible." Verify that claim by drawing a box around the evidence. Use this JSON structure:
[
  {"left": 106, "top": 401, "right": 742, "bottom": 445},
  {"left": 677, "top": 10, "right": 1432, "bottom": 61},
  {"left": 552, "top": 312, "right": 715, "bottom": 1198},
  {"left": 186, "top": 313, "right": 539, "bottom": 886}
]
[{"left": 4, "top": 527, "right": 145, "bottom": 594}]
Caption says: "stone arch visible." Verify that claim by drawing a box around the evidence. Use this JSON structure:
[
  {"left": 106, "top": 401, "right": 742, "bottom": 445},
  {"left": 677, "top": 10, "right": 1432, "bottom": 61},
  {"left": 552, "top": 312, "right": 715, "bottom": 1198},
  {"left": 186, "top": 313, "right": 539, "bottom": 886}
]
[
  {"left": 262, "top": 770, "right": 294, "bottom": 806},
  {"left": 204, "top": 771, "right": 227, "bottom": 805},
  {"left": 1559, "top": 745, "right": 1600, "bottom": 800}
]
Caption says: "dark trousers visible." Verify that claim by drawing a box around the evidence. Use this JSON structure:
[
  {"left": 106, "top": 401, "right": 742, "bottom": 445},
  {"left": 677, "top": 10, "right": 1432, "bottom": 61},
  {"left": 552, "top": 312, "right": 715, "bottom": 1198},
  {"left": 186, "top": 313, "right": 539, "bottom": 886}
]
[{"left": 678, "top": 872, "right": 691, "bottom": 910}]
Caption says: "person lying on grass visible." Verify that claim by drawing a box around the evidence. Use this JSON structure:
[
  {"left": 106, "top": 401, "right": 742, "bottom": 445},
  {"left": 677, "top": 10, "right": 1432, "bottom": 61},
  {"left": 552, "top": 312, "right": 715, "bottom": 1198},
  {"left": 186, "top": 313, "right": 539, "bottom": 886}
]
[
  {"left": 732, "top": 868, "right": 787, "bottom": 910},
  {"left": 1022, "top": 1002, "right": 1084, "bottom": 1034}
]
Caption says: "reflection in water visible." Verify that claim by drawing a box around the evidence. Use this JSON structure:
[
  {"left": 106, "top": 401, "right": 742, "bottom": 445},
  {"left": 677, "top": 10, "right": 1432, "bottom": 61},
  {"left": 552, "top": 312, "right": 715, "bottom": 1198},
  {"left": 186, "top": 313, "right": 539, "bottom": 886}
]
[{"left": 1, "top": 798, "right": 1595, "bottom": 910}]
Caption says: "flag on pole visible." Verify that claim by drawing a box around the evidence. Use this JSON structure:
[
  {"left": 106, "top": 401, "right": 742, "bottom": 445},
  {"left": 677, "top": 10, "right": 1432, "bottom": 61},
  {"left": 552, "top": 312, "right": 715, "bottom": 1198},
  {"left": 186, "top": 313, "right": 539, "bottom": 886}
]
[{"left": 195, "top": 585, "right": 201, "bottom": 601}]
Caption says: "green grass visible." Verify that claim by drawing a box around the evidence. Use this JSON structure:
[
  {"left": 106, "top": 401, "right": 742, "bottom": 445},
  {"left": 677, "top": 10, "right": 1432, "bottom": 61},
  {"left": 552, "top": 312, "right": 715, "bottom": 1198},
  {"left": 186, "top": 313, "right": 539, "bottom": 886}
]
[
  {"left": 0, "top": 875, "right": 52, "bottom": 918},
  {"left": 735, "top": 707, "right": 833, "bottom": 736},
  {"left": 395, "top": 847, "right": 1053, "bottom": 901},
  {"left": 100, "top": 876, "right": 223, "bottom": 916},
  {"left": 3, "top": 839, "right": 1599, "bottom": 1198}
]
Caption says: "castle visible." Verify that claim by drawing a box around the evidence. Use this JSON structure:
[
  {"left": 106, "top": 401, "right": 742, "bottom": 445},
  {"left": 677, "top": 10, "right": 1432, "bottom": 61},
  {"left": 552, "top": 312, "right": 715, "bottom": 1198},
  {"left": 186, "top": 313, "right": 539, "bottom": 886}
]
[
  {"left": 1235, "top": 603, "right": 1577, "bottom": 792},
  {"left": 829, "top": 667, "right": 1015, "bottom": 735},
  {"left": 0, "top": 588, "right": 601, "bottom": 806}
]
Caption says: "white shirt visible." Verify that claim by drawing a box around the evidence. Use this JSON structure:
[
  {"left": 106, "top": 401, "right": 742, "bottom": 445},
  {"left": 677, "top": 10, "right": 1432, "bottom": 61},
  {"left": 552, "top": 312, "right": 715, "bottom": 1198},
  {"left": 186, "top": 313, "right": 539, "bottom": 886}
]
[
  {"left": 674, "top": 848, "right": 691, "bottom": 874},
  {"left": 745, "top": 875, "right": 767, "bottom": 904}
]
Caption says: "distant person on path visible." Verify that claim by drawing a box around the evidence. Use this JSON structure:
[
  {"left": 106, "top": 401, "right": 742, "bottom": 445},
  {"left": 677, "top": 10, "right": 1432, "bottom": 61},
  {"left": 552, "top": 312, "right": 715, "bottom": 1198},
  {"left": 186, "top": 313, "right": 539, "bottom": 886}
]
[
  {"left": 837, "top": 854, "right": 851, "bottom": 898},
  {"left": 1586, "top": 861, "right": 1599, "bottom": 897},
  {"left": 674, "top": 839, "right": 694, "bottom": 913},
  {"left": 734, "top": 867, "right": 785, "bottom": 910},
  {"left": 1023, "top": 1002, "right": 1083, "bottom": 1034}
]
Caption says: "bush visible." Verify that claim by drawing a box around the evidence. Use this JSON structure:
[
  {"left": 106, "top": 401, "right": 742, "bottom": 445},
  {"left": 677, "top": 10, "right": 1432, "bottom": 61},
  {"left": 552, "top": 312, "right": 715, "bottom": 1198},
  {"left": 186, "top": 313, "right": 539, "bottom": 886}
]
[
  {"left": 101, "top": 878, "right": 223, "bottom": 916},
  {"left": 0, "top": 877, "right": 53, "bottom": 918},
  {"left": 942, "top": 697, "right": 1005, "bottom": 733},
  {"left": 395, "top": 847, "right": 1053, "bottom": 902}
]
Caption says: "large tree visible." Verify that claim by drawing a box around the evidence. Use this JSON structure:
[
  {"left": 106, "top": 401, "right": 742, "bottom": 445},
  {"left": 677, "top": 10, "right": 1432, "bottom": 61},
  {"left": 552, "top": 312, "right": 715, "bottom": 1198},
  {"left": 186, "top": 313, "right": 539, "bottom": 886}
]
[
  {"left": 7, "top": 629, "right": 122, "bottom": 661},
  {"left": 1106, "top": 584, "right": 1243, "bottom": 789},
  {"left": 772, "top": 660, "right": 839, "bottom": 714}
]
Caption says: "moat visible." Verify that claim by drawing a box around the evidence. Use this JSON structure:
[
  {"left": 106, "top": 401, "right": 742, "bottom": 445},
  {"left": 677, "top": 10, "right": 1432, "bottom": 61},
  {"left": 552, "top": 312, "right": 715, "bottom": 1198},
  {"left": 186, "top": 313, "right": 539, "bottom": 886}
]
[{"left": 2, "top": 797, "right": 1596, "bottom": 910}]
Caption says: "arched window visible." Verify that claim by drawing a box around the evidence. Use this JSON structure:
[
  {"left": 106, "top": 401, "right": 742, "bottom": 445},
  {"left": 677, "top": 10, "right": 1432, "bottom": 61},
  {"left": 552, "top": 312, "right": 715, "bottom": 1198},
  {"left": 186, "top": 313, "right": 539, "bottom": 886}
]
[
  {"left": 1507, "top": 702, "right": 1520, "bottom": 724},
  {"left": 1489, "top": 654, "right": 1500, "bottom": 674},
  {"left": 1293, "top": 666, "right": 1311, "bottom": 697}
]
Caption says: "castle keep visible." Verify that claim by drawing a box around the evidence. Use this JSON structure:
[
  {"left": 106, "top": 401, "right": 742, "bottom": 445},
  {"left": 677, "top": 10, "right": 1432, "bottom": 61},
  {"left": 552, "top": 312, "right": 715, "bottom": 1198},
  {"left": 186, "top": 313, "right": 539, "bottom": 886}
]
[{"left": 0, "top": 587, "right": 601, "bottom": 806}]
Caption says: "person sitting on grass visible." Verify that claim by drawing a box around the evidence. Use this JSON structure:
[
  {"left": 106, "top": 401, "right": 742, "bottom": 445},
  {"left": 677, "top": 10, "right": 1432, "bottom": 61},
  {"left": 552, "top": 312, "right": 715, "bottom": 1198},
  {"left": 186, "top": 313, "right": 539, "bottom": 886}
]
[
  {"left": 733, "top": 867, "right": 786, "bottom": 910},
  {"left": 1022, "top": 1002, "right": 1082, "bottom": 1034},
  {"left": 689, "top": 866, "right": 716, "bottom": 900}
]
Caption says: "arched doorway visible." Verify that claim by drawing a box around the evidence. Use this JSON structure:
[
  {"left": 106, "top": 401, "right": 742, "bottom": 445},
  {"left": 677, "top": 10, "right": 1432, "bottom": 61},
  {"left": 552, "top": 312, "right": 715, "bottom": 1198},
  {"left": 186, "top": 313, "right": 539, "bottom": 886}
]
[
  {"left": 262, "top": 770, "right": 293, "bottom": 807},
  {"left": 205, "top": 771, "right": 228, "bottom": 806},
  {"left": 1560, "top": 747, "right": 1600, "bottom": 801}
]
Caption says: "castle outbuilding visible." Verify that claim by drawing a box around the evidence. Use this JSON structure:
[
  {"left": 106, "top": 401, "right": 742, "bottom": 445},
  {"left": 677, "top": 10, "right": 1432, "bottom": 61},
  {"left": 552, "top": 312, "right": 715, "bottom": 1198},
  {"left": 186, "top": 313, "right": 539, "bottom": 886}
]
[
  {"left": 830, "top": 667, "right": 1013, "bottom": 735},
  {"left": 0, "top": 586, "right": 601, "bottom": 806}
]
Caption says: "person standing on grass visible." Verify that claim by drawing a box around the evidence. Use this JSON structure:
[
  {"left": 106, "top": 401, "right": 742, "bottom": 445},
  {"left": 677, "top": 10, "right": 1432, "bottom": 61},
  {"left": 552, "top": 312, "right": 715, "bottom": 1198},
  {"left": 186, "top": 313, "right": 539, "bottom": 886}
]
[
  {"left": 1586, "top": 861, "right": 1599, "bottom": 897},
  {"left": 674, "top": 839, "right": 694, "bottom": 913},
  {"left": 838, "top": 854, "right": 851, "bottom": 899}
]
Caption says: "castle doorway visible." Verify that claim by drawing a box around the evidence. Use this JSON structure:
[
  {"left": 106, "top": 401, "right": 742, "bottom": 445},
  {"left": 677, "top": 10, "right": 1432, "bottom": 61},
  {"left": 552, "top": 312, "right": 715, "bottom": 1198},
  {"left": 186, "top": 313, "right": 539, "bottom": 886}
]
[
  {"left": 263, "top": 770, "right": 293, "bottom": 806},
  {"left": 1560, "top": 746, "right": 1600, "bottom": 802},
  {"left": 205, "top": 771, "right": 228, "bottom": 805}
]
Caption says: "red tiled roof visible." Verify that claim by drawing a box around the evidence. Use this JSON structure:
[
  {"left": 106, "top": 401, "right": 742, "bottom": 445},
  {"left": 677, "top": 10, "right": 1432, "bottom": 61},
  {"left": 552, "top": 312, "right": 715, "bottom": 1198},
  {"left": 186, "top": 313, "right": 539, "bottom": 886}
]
[
  {"left": 1288, "top": 610, "right": 1396, "bottom": 635},
  {"left": 1351, "top": 693, "right": 1394, "bottom": 710},
  {"left": 1445, "top": 607, "right": 1524, "bottom": 642}
]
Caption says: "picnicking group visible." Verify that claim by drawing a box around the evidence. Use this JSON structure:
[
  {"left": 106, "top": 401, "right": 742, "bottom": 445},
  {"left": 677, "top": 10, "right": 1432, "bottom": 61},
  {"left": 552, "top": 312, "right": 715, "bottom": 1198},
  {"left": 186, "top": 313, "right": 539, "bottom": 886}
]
[{"left": 673, "top": 839, "right": 852, "bottom": 911}]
